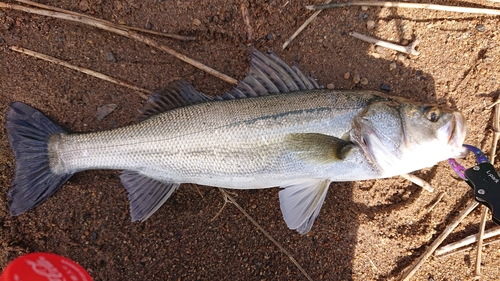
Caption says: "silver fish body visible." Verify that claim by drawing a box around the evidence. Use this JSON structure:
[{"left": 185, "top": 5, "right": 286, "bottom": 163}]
[{"left": 6, "top": 51, "right": 466, "bottom": 233}]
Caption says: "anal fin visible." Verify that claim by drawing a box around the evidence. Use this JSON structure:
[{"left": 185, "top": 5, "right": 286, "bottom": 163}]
[
  {"left": 279, "top": 179, "right": 331, "bottom": 234},
  {"left": 120, "top": 171, "right": 180, "bottom": 222}
]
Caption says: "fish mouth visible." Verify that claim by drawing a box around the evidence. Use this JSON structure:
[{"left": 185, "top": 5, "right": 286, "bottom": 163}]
[{"left": 440, "top": 112, "right": 467, "bottom": 157}]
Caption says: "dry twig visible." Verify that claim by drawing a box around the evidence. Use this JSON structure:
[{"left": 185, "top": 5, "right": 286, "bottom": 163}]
[
  {"left": 240, "top": 2, "right": 253, "bottom": 44},
  {"left": 307, "top": 1, "right": 500, "bottom": 15},
  {"left": 438, "top": 237, "right": 500, "bottom": 258},
  {"left": 400, "top": 173, "right": 434, "bottom": 192},
  {"left": 426, "top": 192, "right": 446, "bottom": 214},
  {"left": 350, "top": 32, "right": 420, "bottom": 55},
  {"left": 218, "top": 189, "right": 313, "bottom": 281},
  {"left": 474, "top": 206, "right": 489, "bottom": 278},
  {"left": 282, "top": 0, "right": 332, "bottom": 50},
  {"left": 9, "top": 46, "right": 151, "bottom": 99},
  {"left": 435, "top": 227, "right": 500, "bottom": 256},
  {"left": 399, "top": 200, "right": 479, "bottom": 281},
  {"left": 0, "top": 2, "right": 238, "bottom": 85},
  {"left": 15, "top": 0, "right": 196, "bottom": 41}
]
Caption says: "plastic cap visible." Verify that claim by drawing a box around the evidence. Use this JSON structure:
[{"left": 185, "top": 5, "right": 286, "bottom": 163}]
[{"left": 0, "top": 253, "right": 92, "bottom": 281}]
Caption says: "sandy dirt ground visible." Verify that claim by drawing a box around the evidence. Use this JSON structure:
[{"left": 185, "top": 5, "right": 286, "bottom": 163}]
[{"left": 2, "top": 0, "right": 500, "bottom": 280}]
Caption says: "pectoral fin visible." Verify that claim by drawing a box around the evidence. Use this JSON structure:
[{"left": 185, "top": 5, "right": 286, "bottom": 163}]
[
  {"left": 120, "top": 171, "right": 180, "bottom": 222},
  {"left": 286, "top": 133, "right": 353, "bottom": 163},
  {"left": 279, "top": 179, "right": 331, "bottom": 234}
]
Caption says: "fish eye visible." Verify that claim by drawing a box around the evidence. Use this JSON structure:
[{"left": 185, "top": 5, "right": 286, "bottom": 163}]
[{"left": 424, "top": 107, "right": 440, "bottom": 123}]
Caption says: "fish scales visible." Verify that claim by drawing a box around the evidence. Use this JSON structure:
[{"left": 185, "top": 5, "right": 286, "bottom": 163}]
[{"left": 51, "top": 90, "right": 377, "bottom": 185}]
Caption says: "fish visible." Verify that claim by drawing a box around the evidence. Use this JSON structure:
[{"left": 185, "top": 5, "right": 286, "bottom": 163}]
[{"left": 5, "top": 50, "right": 466, "bottom": 234}]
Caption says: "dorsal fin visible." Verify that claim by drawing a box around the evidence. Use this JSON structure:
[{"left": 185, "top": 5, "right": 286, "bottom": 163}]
[
  {"left": 140, "top": 80, "right": 213, "bottom": 121},
  {"left": 221, "top": 50, "right": 321, "bottom": 99},
  {"left": 141, "top": 51, "right": 322, "bottom": 117}
]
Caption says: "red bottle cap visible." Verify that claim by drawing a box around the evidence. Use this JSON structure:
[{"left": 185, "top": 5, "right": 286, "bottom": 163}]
[{"left": 0, "top": 253, "right": 92, "bottom": 281}]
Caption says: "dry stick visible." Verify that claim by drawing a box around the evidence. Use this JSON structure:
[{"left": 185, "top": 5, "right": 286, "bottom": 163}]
[
  {"left": 437, "top": 231, "right": 500, "bottom": 258},
  {"left": 240, "top": 2, "right": 253, "bottom": 43},
  {"left": 125, "top": 31, "right": 236, "bottom": 85},
  {"left": 474, "top": 206, "right": 488, "bottom": 278},
  {"left": 0, "top": 2, "right": 238, "bottom": 85},
  {"left": 426, "top": 192, "right": 446, "bottom": 214},
  {"left": 14, "top": 0, "right": 196, "bottom": 41},
  {"left": 399, "top": 200, "right": 479, "bottom": 281},
  {"left": 435, "top": 227, "right": 500, "bottom": 256},
  {"left": 306, "top": 1, "right": 500, "bottom": 15},
  {"left": 350, "top": 32, "right": 420, "bottom": 55},
  {"left": 218, "top": 189, "right": 314, "bottom": 281},
  {"left": 400, "top": 173, "right": 434, "bottom": 192},
  {"left": 9, "top": 46, "right": 151, "bottom": 99},
  {"left": 282, "top": 0, "right": 332, "bottom": 50}
]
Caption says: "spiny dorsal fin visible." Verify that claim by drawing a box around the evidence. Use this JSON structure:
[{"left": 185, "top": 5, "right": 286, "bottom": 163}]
[
  {"left": 140, "top": 80, "right": 213, "bottom": 121},
  {"left": 221, "top": 50, "right": 321, "bottom": 99},
  {"left": 142, "top": 51, "right": 321, "bottom": 112}
]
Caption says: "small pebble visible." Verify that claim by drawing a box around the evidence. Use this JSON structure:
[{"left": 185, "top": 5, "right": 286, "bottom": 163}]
[
  {"left": 361, "top": 6, "right": 368, "bottom": 11},
  {"left": 375, "top": 46, "right": 385, "bottom": 54},
  {"left": 363, "top": 14, "right": 368, "bottom": 19},
  {"left": 326, "top": 83, "right": 335, "bottom": 89},
  {"left": 192, "top": 18, "right": 201, "bottom": 26},
  {"left": 397, "top": 54, "right": 406, "bottom": 61},
  {"left": 0, "top": 38, "right": 5, "bottom": 44},
  {"left": 366, "top": 20, "right": 375, "bottom": 29},
  {"left": 380, "top": 83, "right": 391, "bottom": 91},
  {"left": 360, "top": 78, "right": 368, "bottom": 85},
  {"left": 79, "top": 0, "right": 89, "bottom": 12},
  {"left": 389, "top": 62, "right": 396, "bottom": 71},
  {"left": 97, "top": 104, "right": 118, "bottom": 120},
  {"left": 106, "top": 52, "right": 117, "bottom": 63},
  {"left": 371, "top": 52, "right": 381, "bottom": 59},
  {"left": 401, "top": 39, "right": 409, "bottom": 46},
  {"left": 343, "top": 72, "right": 350, "bottom": 80},
  {"left": 144, "top": 21, "right": 153, "bottom": 30},
  {"left": 266, "top": 33, "right": 273, "bottom": 40},
  {"left": 476, "top": 24, "right": 486, "bottom": 32},
  {"left": 41, "top": 23, "right": 50, "bottom": 35},
  {"left": 353, "top": 74, "right": 360, "bottom": 84}
]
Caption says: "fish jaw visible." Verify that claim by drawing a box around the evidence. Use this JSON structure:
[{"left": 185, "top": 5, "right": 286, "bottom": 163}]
[{"left": 436, "top": 112, "right": 467, "bottom": 158}]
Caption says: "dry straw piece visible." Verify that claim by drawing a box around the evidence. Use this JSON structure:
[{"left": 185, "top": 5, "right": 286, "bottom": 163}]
[{"left": 307, "top": 1, "right": 500, "bottom": 15}]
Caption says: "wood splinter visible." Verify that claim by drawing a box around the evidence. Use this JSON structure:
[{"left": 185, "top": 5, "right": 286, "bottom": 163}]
[{"left": 350, "top": 32, "right": 420, "bottom": 56}]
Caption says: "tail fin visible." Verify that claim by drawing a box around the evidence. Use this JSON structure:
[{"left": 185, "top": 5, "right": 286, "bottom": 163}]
[{"left": 5, "top": 102, "right": 73, "bottom": 216}]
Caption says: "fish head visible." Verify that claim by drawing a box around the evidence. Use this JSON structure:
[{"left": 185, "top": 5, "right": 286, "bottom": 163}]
[{"left": 352, "top": 98, "right": 466, "bottom": 177}]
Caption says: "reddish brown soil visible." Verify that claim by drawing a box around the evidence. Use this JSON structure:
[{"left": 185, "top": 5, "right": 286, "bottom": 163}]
[{"left": 2, "top": 0, "right": 500, "bottom": 280}]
